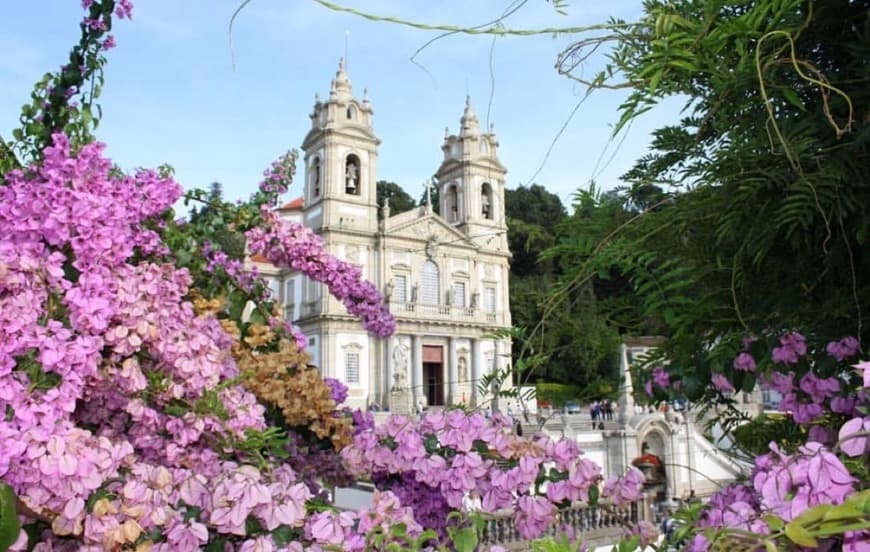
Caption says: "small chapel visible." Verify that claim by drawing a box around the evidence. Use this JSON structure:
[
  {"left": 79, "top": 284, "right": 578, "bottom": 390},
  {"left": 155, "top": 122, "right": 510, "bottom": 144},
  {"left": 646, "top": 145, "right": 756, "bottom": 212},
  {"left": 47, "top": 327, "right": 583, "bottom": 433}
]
[{"left": 251, "top": 60, "right": 514, "bottom": 412}]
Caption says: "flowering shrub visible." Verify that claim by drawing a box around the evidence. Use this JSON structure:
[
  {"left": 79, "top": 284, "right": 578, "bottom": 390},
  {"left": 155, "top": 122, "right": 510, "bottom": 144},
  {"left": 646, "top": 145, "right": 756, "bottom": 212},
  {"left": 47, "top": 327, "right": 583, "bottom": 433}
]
[
  {"left": 342, "top": 409, "right": 644, "bottom": 543},
  {"left": 636, "top": 334, "right": 870, "bottom": 550},
  {"left": 4, "top": 2, "right": 867, "bottom": 551}
]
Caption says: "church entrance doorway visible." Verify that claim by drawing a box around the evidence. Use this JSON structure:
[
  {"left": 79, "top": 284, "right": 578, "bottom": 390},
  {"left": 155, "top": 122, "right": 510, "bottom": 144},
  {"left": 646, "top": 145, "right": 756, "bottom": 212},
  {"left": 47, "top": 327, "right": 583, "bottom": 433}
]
[{"left": 422, "top": 345, "right": 445, "bottom": 406}]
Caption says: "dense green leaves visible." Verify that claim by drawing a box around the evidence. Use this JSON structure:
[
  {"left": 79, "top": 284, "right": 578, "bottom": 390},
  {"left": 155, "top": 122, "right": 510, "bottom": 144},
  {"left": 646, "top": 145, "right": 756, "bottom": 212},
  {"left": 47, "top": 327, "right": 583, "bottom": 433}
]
[
  {"left": 0, "top": 483, "right": 20, "bottom": 551},
  {"left": 551, "top": 0, "right": 870, "bottom": 409},
  {"left": 377, "top": 180, "right": 416, "bottom": 219}
]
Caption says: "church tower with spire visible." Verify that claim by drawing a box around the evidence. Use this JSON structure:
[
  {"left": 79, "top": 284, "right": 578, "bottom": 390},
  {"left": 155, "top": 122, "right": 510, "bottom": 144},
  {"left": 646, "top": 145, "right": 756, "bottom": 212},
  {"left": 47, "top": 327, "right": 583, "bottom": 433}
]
[
  {"left": 301, "top": 58, "right": 380, "bottom": 234},
  {"left": 255, "top": 77, "right": 513, "bottom": 414},
  {"left": 435, "top": 97, "right": 509, "bottom": 254}
]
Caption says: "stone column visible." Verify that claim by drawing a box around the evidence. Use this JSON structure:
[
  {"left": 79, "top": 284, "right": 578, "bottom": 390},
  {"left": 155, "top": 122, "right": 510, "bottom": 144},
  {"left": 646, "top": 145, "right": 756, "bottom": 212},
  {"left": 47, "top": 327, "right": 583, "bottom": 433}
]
[
  {"left": 412, "top": 335, "right": 423, "bottom": 411},
  {"left": 617, "top": 343, "right": 635, "bottom": 426},
  {"left": 385, "top": 336, "right": 395, "bottom": 396},
  {"left": 471, "top": 338, "right": 482, "bottom": 407},
  {"left": 448, "top": 337, "right": 458, "bottom": 404}
]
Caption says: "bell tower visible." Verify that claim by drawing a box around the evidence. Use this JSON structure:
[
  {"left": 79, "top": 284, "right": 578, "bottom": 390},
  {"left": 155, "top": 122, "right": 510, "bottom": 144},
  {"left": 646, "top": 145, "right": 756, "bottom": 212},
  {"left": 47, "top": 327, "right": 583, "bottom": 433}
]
[
  {"left": 435, "top": 97, "right": 508, "bottom": 252},
  {"left": 301, "top": 59, "right": 380, "bottom": 233}
]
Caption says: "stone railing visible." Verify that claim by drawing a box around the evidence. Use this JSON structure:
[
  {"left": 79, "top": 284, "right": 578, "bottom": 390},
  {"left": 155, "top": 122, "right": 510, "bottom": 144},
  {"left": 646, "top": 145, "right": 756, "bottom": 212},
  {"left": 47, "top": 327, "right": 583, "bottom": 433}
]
[
  {"left": 480, "top": 500, "right": 647, "bottom": 550},
  {"left": 389, "top": 300, "right": 503, "bottom": 325}
]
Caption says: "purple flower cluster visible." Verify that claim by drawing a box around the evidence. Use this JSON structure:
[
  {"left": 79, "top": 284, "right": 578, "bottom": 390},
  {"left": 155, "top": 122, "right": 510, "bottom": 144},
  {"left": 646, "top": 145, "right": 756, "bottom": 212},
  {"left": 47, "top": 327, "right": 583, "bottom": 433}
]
[
  {"left": 0, "top": 133, "right": 389, "bottom": 549},
  {"left": 341, "top": 410, "right": 638, "bottom": 542},
  {"left": 754, "top": 442, "right": 856, "bottom": 521},
  {"left": 247, "top": 209, "right": 395, "bottom": 337},
  {"left": 733, "top": 351, "right": 757, "bottom": 372},
  {"left": 771, "top": 331, "right": 807, "bottom": 364},
  {"left": 323, "top": 377, "right": 349, "bottom": 405},
  {"left": 827, "top": 336, "right": 859, "bottom": 361},
  {"left": 644, "top": 365, "right": 670, "bottom": 397}
]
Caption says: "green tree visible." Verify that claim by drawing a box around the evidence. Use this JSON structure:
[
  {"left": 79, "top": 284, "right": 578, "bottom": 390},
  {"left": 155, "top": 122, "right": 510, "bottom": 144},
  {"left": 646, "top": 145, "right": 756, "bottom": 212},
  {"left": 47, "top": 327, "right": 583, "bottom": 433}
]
[
  {"left": 189, "top": 181, "right": 246, "bottom": 260},
  {"left": 505, "top": 184, "right": 566, "bottom": 230},
  {"left": 552, "top": 0, "right": 870, "bottom": 408},
  {"left": 376, "top": 180, "right": 416, "bottom": 219}
]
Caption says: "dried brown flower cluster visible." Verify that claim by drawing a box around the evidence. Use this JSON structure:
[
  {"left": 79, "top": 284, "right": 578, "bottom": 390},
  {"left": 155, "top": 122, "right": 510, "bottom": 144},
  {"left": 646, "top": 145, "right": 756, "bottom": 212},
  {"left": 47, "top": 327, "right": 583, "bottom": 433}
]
[{"left": 191, "top": 291, "right": 353, "bottom": 450}]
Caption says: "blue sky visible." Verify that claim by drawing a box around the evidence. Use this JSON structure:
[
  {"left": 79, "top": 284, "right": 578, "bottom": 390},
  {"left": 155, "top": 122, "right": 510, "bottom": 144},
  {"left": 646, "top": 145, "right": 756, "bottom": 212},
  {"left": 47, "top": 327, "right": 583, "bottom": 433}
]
[{"left": 1, "top": 1, "right": 679, "bottom": 210}]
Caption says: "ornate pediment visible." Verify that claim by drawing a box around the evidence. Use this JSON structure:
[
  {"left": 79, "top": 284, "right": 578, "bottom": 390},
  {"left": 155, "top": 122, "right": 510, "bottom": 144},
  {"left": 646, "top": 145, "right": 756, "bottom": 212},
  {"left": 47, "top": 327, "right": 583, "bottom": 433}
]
[{"left": 387, "top": 213, "right": 477, "bottom": 253}]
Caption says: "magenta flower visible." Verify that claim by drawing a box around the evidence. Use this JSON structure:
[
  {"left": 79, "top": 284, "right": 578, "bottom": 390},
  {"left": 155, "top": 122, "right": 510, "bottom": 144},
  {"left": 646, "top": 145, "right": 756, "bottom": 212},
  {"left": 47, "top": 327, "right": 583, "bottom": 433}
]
[
  {"left": 652, "top": 366, "right": 670, "bottom": 387},
  {"left": 711, "top": 373, "right": 734, "bottom": 394},
  {"left": 323, "top": 377, "right": 348, "bottom": 405},
  {"left": 601, "top": 467, "right": 645, "bottom": 506},
  {"left": 826, "top": 336, "right": 859, "bottom": 361},
  {"left": 771, "top": 332, "right": 807, "bottom": 364},
  {"left": 623, "top": 520, "right": 659, "bottom": 547},
  {"left": 838, "top": 417, "right": 870, "bottom": 457},
  {"left": 799, "top": 372, "right": 841, "bottom": 404},
  {"left": 733, "top": 352, "right": 757, "bottom": 372},
  {"left": 762, "top": 370, "right": 795, "bottom": 394}
]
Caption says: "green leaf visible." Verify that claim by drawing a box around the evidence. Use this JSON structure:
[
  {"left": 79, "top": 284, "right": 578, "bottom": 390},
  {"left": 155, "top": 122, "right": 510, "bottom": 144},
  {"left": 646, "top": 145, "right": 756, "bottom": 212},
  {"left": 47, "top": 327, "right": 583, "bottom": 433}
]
[
  {"left": 764, "top": 514, "right": 785, "bottom": 533},
  {"left": 449, "top": 526, "right": 478, "bottom": 552},
  {"left": 782, "top": 88, "right": 806, "bottom": 111},
  {"left": 821, "top": 503, "right": 864, "bottom": 522},
  {"left": 588, "top": 484, "right": 600, "bottom": 506},
  {"left": 0, "top": 483, "right": 22, "bottom": 551},
  {"left": 785, "top": 521, "right": 818, "bottom": 548}
]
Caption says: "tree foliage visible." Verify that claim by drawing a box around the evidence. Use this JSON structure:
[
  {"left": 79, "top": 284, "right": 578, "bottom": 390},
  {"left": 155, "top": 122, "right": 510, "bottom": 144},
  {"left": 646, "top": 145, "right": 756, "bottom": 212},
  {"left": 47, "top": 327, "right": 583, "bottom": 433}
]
[
  {"left": 376, "top": 180, "right": 416, "bottom": 219},
  {"left": 504, "top": 185, "right": 622, "bottom": 393},
  {"left": 551, "top": 0, "right": 870, "bottom": 405}
]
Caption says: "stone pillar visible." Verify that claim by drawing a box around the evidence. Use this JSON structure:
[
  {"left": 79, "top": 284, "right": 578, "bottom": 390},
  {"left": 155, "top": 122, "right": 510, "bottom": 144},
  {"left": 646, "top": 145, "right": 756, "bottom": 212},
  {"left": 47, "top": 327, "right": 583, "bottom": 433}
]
[
  {"left": 492, "top": 339, "right": 504, "bottom": 414},
  {"left": 448, "top": 337, "right": 458, "bottom": 404},
  {"left": 412, "top": 335, "right": 423, "bottom": 411},
  {"left": 385, "top": 336, "right": 395, "bottom": 396},
  {"left": 471, "top": 338, "right": 482, "bottom": 407},
  {"left": 618, "top": 344, "right": 635, "bottom": 425}
]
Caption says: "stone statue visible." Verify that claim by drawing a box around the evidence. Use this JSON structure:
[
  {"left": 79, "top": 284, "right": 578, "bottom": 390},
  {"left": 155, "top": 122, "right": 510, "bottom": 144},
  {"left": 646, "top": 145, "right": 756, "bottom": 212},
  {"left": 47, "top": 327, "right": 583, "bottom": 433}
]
[
  {"left": 392, "top": 343, "right": 409, "bottom": 390},
  {"left": 458, "top": 357, "right": 468, "bottom": 383},
  {"left": 345, "top": 162, "right": 358, "bottom": 192}
]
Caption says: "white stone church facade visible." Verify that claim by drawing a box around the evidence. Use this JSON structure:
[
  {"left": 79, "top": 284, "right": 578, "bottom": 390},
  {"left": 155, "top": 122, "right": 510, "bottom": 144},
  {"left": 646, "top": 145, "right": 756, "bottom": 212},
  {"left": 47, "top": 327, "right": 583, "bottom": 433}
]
[{"left": 252, "top": 60, "right": 513, "bottom": 412}]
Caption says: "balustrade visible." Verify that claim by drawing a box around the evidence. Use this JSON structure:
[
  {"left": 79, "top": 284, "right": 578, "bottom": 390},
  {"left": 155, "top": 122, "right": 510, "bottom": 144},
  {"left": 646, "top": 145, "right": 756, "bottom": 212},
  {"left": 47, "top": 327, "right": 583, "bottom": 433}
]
[{"left": 479, "top": 500, "right": 644, "bottom": 548}]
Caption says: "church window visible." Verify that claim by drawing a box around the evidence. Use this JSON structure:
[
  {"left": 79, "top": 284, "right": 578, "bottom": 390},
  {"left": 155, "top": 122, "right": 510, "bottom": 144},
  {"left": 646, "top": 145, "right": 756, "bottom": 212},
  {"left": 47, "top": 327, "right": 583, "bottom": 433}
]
[
  {"left": 481, "top": 183, "right": 494, "bottom": 219},
  {"left": 311, "top": 158, "right": 321, "bottom": 197},
  {"left": 452, "top": 281, "right": 466, "bottom": 307},
  {"left": 267, "top": 278, "right": 281, "bottom": 302},
  {"left": 345, "top": 155, "right": 361, "bottom": 195},
  {"left": 308, "top": 278, "right": 321, "bottom": 299},
  {"left": 344, "top": 351, "right": 360, "bottom": 384},
  {"left": 422, "top": 260, "right": 440, "bottom": 305},
  {"left": 347, "top": 104, "right": 357, "bottom": 120},
  {"left": 479, "top": 140, "right": 488, "bottom": 154},
  {"left": 448, "top": 184, "right": 459, "bottom": 222},
  {"left": 285, "top": 278, "right": 296, "bottom": 319},
  {"left": 392, "top": 275, "right": 407, "bottom": 303},
  {"left": 485, "top": 286, "right": 496, "bottom": 313}
]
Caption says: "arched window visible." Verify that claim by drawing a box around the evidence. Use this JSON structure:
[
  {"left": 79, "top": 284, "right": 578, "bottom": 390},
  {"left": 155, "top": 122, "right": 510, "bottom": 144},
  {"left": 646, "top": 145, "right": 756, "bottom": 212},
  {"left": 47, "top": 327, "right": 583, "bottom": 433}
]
[
  {"left": 421, "top": 260, "right": 440, "bottom": 305},
  {"left": 311, "top": 157, "right": 321, "bottom": 197},
  {"left": 346, "top": 104, "right": 357, "bottom": 120},
  {"left": 345, "top": 154, "right": 361, "bottom": 195},
  {"left": 479, "top": 139, "right": 488, "bottom": 154},
  {"left": 481, "top": 183, "right": 494, "bottom": 219},
  {"left": 448, "top": 184, "right": 459, "bottom": 222}
]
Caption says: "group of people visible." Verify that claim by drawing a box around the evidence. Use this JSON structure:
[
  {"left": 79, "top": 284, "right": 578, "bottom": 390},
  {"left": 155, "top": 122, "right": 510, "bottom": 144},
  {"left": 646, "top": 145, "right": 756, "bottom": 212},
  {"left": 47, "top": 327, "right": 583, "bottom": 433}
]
[{"left": 589, "top": 399, "right": 614, "bottom": 422}]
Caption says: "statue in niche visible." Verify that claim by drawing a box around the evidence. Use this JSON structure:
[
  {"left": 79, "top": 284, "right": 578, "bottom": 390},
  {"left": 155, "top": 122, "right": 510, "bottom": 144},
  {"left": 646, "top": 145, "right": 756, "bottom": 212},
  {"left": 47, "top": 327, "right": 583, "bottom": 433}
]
[
  {"left": 345, "top": 161, "right": 358, "bottom": 193},
  {"left": 392, "top": 343, "right": 409, "bottom": 389},
  {"left": 458, "top": 356, "right": 468, "bottom": 383}
]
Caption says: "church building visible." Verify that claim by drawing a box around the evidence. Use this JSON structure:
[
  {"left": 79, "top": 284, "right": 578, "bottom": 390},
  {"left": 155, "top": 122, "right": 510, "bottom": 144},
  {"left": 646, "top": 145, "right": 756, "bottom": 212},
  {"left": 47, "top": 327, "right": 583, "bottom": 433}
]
[{"left": 252, "top": 60, "right": 513, "bottom": 412}]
